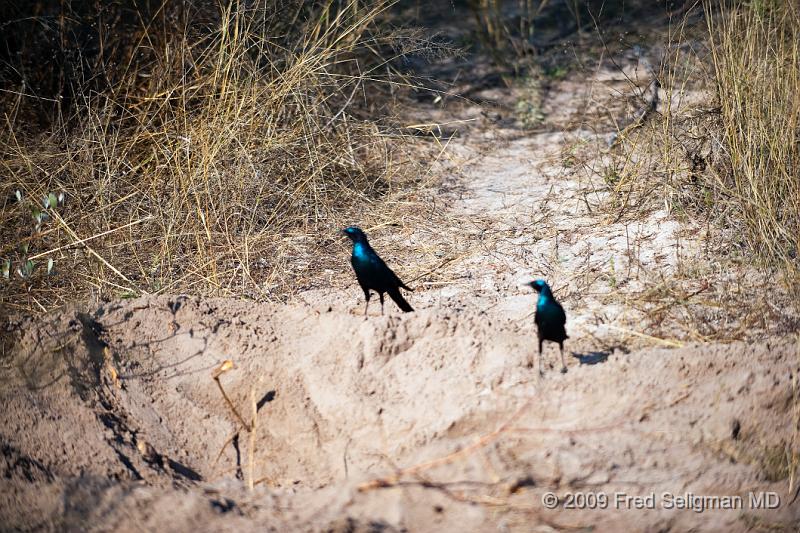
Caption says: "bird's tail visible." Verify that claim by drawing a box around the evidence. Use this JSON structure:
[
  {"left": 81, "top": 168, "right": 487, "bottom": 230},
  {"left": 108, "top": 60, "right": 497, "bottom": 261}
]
[{"left": 387, "top": 286, "right": 414, "bottom": 312}]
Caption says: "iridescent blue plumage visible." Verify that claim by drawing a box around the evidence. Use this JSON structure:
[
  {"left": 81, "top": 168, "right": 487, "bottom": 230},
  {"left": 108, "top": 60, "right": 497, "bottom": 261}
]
[
  {"left": 352, "top": 241, "right": 369, "bottom": 260},
  {"left": 342, "top": 226, "right": 413, "bottom": 315},
  {"left": 527, "top": 279, "right": 569, "bottom": 374}
]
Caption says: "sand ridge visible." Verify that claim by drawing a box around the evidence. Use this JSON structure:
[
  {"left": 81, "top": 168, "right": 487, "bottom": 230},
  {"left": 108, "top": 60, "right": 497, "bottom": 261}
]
[{"left": 1, "top": 295, "right": 798, "bottom": 531}]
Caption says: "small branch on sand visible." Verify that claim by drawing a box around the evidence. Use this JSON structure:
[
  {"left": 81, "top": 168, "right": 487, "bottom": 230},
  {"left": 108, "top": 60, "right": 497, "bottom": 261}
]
[
  {"left": 358, "top": 399, "right": 632, "bottom": 494},
  {"left": 247, "top": 386, "right": 258, "bottom": 491},
  {"left": 212, "top": 360, "right": 250, "bottom": 430},
  {"left": 211, "top": 359, "right": 266, "bottom": 492},
  {"left": 609, "top": 78, "right": 661, "bottom": 148}
]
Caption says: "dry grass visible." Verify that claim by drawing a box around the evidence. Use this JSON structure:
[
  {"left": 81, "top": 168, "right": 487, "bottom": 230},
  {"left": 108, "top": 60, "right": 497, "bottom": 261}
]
[
  {"left": 449, "top": 0, "right": 800, "bottom": 341},
  {"left": 576, "top": 1, "right": 800, "bottom": 339},
  {"left": 606, "top": 1, "right": 799, "bottom": 275},
  {"left": 2, "top": 0, "right": 797, "bottom": 342},
  {"left": 707, "top": 0, "right": 800, "bottom": 271},
  {"left": 0, "top": 0, "right": 436, "bottom": 315}
]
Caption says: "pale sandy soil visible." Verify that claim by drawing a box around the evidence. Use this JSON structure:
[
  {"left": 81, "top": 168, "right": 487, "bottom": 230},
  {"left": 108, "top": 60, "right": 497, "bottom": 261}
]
[
  {"left": 2, "top": 4, "right": 800, "bottom": 532},
  {"left": 1, "top": 297, "right": 798, "bottom": 532}
]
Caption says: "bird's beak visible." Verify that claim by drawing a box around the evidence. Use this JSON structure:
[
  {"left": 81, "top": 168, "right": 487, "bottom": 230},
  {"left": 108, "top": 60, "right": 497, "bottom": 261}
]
[{"left": 525, "top": 281, "right": 542, "bottom": 292}]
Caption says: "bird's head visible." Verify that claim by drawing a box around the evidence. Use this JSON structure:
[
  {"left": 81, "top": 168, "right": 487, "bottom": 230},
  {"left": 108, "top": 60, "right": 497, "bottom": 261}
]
[
  {"left": 526, "top": 279, "right": 550, "bottom": 294},
  {"left": 342, "top": 226, "right": 367, "bottom": 243}
]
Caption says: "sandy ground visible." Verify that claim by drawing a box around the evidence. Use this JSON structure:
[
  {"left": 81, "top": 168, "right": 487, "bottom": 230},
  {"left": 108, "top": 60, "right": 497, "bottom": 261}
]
[
  {"left": 2, "top": 296, "right": 799, "bottom": 532},
  {"left": 3, "top": 4, "right": 800, "bottom": 532}
]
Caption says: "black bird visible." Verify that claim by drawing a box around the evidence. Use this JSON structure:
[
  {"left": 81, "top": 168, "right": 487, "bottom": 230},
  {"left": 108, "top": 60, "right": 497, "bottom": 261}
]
[
  {"left": 342, "top": 226, "right": 414, "bottom": 315},
  {"left": 527, "top": 279, "right": 569, "bottom": 374}
]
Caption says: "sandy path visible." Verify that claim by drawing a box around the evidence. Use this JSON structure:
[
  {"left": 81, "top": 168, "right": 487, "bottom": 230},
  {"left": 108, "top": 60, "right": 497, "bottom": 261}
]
[{"left": 314, "top": 53, "right": 704, "bottom": 355}]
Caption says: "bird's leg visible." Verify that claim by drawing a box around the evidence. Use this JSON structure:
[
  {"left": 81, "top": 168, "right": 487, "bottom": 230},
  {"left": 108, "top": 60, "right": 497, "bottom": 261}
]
[
  {"left": 379, "top": 293, "right": 385, "bottom": 316},
  {"left": 538, "top": 338, "right": 544, "bottom": 377},
  {"left": 559, "top": 342, "right": 567, "bottom": 374},
  {"left": 363, "top": 291, "right": 371, "bottom": 317}
]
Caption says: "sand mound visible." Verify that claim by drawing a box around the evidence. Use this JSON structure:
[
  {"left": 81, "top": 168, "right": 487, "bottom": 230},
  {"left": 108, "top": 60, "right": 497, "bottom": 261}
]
[{"left": 2, "top": 295, "right": 799, "bottom": 531}]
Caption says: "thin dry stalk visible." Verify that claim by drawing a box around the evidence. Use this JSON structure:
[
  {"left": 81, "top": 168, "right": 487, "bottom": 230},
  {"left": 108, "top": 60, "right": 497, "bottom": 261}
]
[
  {"left": 247, "top": 385, "right": 258, "bottom": 492},
  {"left": 212, "top": 360, "right": 250, "bottom": 431},
  {"left": 211, "top": 360, "right": 266, "bottom": 492}
]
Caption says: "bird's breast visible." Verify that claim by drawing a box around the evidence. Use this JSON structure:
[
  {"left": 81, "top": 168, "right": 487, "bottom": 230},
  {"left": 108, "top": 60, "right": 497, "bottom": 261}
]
[
  {"left": 351, "top": 243, "right": 375, "bottom": 270},
  {"left": 352, "top": 242, "right": 368, "bottom": 259},
  {"left": 536, "top": 296, "right": 549, "bottom": 311},
  {"left": 537, "top": 298, "right": 563, "bottom": 320}
]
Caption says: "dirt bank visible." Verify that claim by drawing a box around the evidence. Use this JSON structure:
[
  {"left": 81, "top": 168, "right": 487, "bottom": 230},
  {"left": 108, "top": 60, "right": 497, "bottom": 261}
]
[{"left": 1, "top": 295, "right": 798, "bottom": 531}]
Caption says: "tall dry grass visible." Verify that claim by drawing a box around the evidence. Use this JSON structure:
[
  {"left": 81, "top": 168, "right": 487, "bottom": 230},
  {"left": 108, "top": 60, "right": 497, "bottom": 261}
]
[
  {"left": 601, "top": 1, "right": 799, "bottom": 275},
  {"left": 706, "top": 0, "right": 800, "bottom": 270},
  {"left": 1, "top": 1, "right": 429, "bottom": 313},
  {"left": 551, "top": 0, "right": 800, "bottom": 338}
]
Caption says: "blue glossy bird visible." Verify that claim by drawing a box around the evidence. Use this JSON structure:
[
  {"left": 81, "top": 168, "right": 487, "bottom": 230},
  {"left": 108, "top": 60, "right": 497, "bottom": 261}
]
[
  {"left": 342, "top": 226, "right": 414, "bottom": 315},
  {"left": 527, "top": 279, "right": 568, "bottom": 374}
]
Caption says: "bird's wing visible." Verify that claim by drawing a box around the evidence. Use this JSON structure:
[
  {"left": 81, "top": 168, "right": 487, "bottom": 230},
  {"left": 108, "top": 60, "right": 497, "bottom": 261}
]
[
  {"left": 537, "top": 298, "right": 566, "bottom": 325},
  {"left": 369, "top": 248, "right": 411, "bottom": 290},
  {"left": 553, "top": 300, "right": 567, "bottom": 325},
  {"left": 383, "top": 260, "right": 411, "bottom": 290}
]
